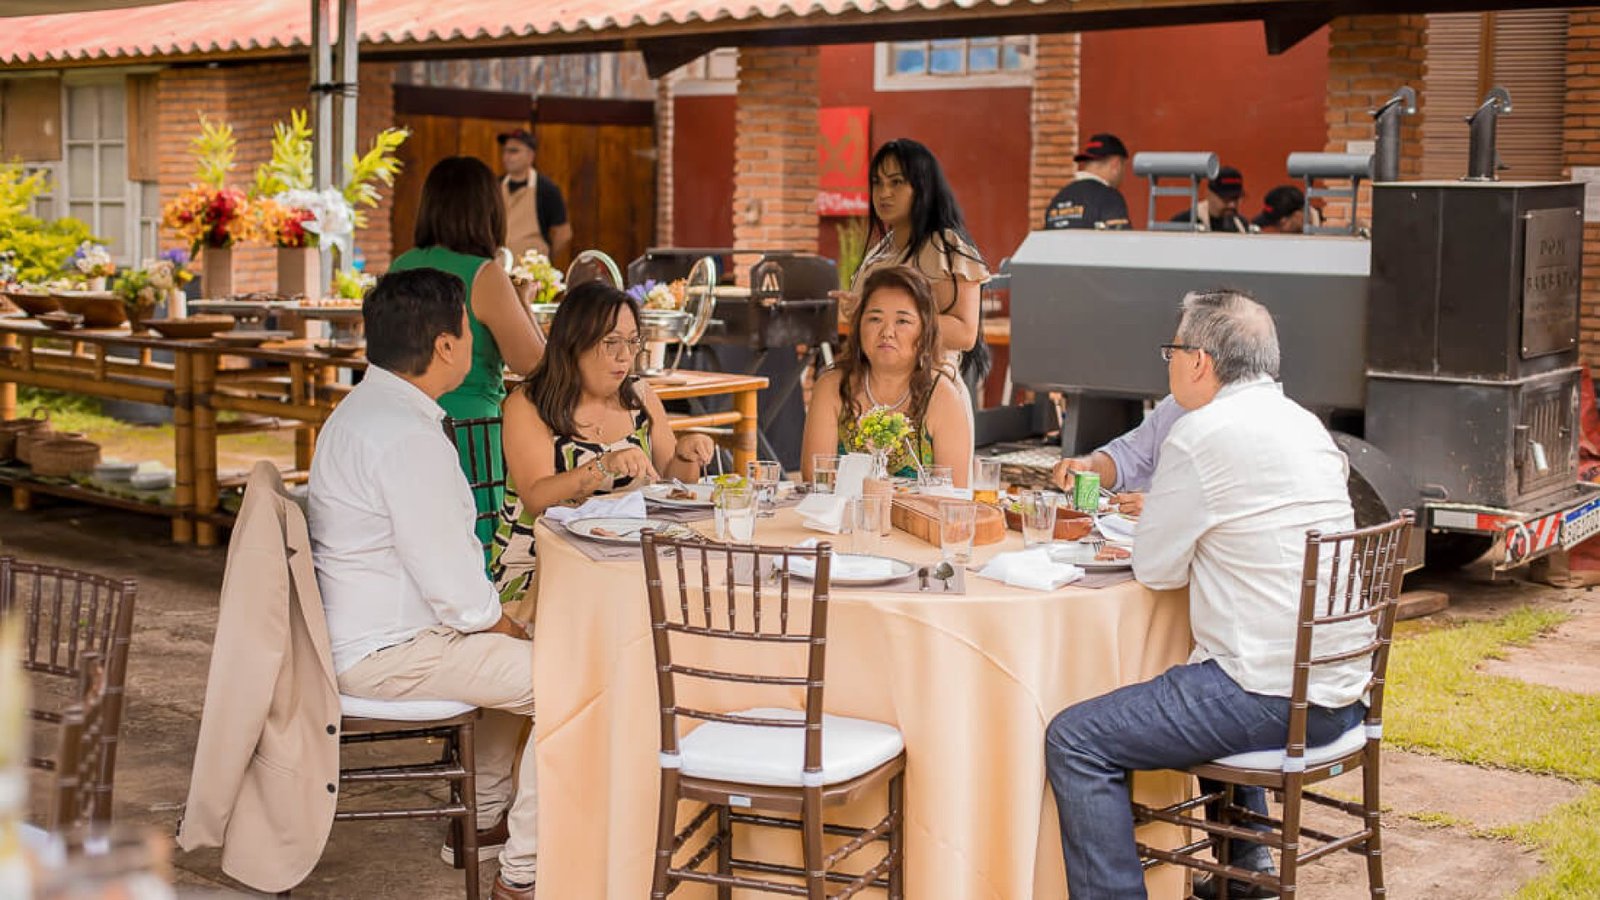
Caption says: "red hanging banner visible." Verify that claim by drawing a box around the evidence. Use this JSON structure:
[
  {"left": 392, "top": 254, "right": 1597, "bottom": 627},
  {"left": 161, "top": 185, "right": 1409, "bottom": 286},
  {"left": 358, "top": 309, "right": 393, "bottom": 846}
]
[{"left": 817, "top": 106, "right": 870, "bottom": 217}]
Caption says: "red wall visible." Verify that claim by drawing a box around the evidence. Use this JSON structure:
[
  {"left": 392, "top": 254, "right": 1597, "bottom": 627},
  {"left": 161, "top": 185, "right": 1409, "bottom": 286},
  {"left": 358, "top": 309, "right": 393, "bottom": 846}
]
[
  {"left": 672, "top": 95, "right": 738, "bottom": 248},
  {"left": 1079, "top": 23, "right": 1331, "bottom": 228}
]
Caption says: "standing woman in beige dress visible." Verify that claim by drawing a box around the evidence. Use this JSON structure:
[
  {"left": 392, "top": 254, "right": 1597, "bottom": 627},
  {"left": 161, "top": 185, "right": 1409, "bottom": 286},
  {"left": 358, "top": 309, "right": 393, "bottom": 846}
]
[{"left": 832, "top": 138, "right": 991, "bottom": 398}]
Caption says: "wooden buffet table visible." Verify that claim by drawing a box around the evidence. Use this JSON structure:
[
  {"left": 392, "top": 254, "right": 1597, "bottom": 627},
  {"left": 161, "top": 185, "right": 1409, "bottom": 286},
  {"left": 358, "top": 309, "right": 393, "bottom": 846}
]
[{"left": 0, "top": 319, "right": 767, "bottom": 547}]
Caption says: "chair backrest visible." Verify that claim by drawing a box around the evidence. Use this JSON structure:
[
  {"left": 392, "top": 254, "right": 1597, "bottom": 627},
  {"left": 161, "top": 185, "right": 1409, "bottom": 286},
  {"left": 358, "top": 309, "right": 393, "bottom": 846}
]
[
  {"left": 2, "top": 556, "right": 136, "bottom": 822},
  {"left": 640, "top": 532, "right": 833, "bottom": 780},
  {"left": 49, "top": 651, "right": 108, "bottom": 832},
  {"left": 444, "top": 416, "right": 506, "bottom": 539},
  {"left": 1285, "top": 510, "right": 1414, "bottom": 762}
]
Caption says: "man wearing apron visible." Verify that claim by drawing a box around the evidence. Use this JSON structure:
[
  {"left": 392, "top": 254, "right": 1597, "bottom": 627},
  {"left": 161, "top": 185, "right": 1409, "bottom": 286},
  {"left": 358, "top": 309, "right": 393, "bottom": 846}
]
[{"left": 497, "top": 128, "right": 573, "bottom": 262}]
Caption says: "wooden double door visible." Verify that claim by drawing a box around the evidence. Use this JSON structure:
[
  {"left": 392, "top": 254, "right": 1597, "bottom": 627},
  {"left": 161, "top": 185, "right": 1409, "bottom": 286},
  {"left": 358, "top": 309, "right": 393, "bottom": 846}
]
[{"left": 391, "top": 84, "right": 655, "bottom": 272}]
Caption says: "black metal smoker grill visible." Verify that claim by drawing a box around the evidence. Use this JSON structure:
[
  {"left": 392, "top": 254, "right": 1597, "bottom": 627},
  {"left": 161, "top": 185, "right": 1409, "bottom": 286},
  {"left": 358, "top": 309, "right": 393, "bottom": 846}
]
[{"left": 1007, "top": 86, "right": 1600, "bottom": 571}]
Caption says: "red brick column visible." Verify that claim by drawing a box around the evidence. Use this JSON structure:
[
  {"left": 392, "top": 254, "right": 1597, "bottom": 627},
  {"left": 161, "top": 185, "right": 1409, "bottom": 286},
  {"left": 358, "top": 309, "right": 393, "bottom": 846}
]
[
  {"left": 1566, "top": 10, "right": 1600, "bottom": 364},
  {"left": 1029, "top": 33, "right": 1082, "bottom": 228},
  {"left": 1323, "top": 15, "right": 1427, "bottom": 228},
  {"left": 731, "top": 46, "right": 820, "bottom": 283},
  {"left": 655, "top": 75, "right": 676, "bottom": 246}
]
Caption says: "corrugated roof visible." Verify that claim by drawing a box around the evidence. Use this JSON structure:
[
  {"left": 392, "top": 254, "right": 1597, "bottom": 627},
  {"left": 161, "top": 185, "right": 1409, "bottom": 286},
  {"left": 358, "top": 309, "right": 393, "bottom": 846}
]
[{"left": 0, "top": 0, "right": 1067, "bottom": 67}]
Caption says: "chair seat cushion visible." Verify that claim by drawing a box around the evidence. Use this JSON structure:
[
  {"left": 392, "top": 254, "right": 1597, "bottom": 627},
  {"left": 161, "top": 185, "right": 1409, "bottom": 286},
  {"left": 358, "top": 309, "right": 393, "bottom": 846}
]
[
  {"left": 679, "top": 707, "right": 904, "bottom": 788},
  {"left": 339, "top": 694, "right": 475, "bottom": 722},
  {"left": 1211, "top": 724, "right": 1369, "bottom": 771}
]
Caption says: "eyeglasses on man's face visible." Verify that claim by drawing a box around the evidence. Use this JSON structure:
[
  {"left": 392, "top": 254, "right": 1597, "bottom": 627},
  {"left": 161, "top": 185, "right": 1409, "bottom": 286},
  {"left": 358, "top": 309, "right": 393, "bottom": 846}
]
[
  {"left": 1159, "top": 343, "right": 1203, "bottom": 363},
  {"left": 600, "top": 335, "right": 644, "bottom": 358}
]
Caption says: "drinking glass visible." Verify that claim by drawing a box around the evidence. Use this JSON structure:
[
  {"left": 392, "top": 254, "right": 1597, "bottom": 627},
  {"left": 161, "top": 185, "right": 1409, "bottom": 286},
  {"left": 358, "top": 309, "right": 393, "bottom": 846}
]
[
  {"left": 1020, "top": 490, "right": 1058, "bottom": 548},
  {"left": 715, "top": 484, "right": 756, "bottom": 542},
  {"left": 747, "top": 460, "right": 782, "bottom": 518},
  {"left": 972, "top": 457, "right": 1002, "bottom": 505},
  {"left": 853, "top": 493, "right": 890, "bottom": 555},
  {"left": 812, "top": 455, "right": 840, "bottom": 495},
  {"left": 940, "top": 501, "right": 976, "bottom": 565},
  {"left": 919, "top": 464, "right": 954, "bottom": 492}
]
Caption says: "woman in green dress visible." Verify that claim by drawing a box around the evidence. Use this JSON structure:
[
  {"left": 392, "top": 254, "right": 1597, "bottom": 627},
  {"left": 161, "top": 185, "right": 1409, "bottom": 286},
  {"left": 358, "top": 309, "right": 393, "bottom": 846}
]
[
  {"left": 801, "top": 265, "right": 972, "bottom": 483},
  {"left": 389, "top": 157, "right": 546, "bottom": 550}
]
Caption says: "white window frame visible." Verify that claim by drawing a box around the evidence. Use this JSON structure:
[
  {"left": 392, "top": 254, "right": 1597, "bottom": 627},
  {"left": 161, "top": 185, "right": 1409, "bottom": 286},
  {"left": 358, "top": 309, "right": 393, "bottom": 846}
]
[
  {"left": 873, "top": 36, "right": 1035, "bottom": 92},
  {"left": 57, "top": 71, "right": 144, "bottom": 265},
  {"left": 668, "top": 48, "right": 739, "bottom": 97}
]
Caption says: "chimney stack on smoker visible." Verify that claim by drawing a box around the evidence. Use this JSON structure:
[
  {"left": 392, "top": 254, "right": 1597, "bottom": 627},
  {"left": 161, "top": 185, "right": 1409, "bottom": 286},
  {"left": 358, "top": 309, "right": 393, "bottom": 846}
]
[
  {"left": 1465, "top": 87, "right": 1513, "bottom": 182},
  {"left": 1370, "top": 87, "right": 1417, "bottom": 184}
]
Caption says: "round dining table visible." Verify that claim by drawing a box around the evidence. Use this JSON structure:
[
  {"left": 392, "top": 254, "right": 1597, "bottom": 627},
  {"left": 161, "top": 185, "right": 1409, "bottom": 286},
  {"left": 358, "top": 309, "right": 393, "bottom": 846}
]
[{"left": 530, "top": 507, "right": 1194, "bottom": 898}]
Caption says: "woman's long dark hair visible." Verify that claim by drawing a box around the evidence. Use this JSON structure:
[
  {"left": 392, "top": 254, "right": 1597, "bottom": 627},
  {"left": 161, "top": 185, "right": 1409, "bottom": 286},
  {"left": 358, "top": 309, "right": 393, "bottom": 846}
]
[
  {"left": 413, "top": 156, "right": 505, "bottom": 259},
  {"left": 520, "top": 281, "right": 648, "bottom": 439},
  {"left": 866, "top": 138, "right": 983, "bottom": 272},
  {"left": 835, "top": 266, "right": 941, "bottom": 431}
]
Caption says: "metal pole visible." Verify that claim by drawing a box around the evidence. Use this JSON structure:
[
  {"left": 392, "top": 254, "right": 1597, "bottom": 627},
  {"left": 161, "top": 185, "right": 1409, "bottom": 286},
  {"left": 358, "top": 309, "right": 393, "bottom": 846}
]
[
  {"left": 310, "top": 0, "right": 333, "bottom": 192},
  {"left": 334, "top": 0, "right": 359, "bottom": 273}
]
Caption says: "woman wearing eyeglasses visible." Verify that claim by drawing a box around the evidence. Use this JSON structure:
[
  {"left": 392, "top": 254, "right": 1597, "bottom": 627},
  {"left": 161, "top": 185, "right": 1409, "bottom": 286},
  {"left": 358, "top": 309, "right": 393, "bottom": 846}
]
[{"left": 491, "top": 281, "right": 716, "bottom": 604}]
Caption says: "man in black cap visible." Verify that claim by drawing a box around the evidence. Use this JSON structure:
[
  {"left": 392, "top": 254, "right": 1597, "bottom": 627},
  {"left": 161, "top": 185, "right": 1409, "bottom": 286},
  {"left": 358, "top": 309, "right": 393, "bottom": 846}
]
[
  {"left": 1252, "top": 185, "right": 1306, "bottom": 234},
  {"left": 1170, "top": 165, "right": 1249, "bottom": 233},
  {"left": 1043, "top": 133, "right": 1132, "bottom": 231},
  {"left": 498, "top": 128, "right": 572, "bottom": 261}
]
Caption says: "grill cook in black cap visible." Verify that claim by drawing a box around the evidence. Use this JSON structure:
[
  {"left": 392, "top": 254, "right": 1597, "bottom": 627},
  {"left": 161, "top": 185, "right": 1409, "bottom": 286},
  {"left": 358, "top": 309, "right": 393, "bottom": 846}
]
[
  {"left": 1169, "top": 164, "right": 1249, "bottom": 233},
  {"left": 496, "top": 128, "right": 537, "bottom": 150},
  {"left": 1044, "top": 132, "right": 1132, "bottom": 230}
]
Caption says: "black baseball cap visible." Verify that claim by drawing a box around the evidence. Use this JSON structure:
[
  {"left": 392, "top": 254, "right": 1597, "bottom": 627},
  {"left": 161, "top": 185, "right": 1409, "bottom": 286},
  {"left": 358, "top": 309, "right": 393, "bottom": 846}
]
[
  {"left": 497, "top": 128, "right": 537, "bottom": 151},
  {"left": 1209, "top": 166, "right": 1245, "bottom": 200},
  {"left": 1075, "top": 133, "right": 1129, "bottom": 163}
]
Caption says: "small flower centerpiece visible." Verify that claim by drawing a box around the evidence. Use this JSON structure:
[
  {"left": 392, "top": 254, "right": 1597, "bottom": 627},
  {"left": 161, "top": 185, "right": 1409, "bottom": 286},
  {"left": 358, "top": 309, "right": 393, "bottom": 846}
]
[
  {"left": 509, "top": 249, "right": 565, "bottom": 306},
  {"left": 852, "top": 407, "right": 915, "bottom": 483},
  {"left": 68, "top": 241, "right": 116, "bottom": 291},
  {"left": 162, "top": 115, "right": 259, "bottom": 297},
  {"left": 111, "top": 265, "right": 159, "bottom": 331},
  {"left": 332, "top": 269, "right": 375, "bottom": 303},
  {"left": 626, "top": 278, "right": 688, "bottom": 311}
]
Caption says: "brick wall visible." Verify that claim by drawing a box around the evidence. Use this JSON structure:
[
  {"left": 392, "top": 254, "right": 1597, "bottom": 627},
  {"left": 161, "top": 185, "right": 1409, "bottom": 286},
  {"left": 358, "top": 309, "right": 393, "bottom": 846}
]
[
  {"left": 731, "top": 46, "right": 820, "bottom": 281},
  {"left": 1028, "top": 33, "right": 1082, "bottom": 228},
  {"left": 655, "top": 75, "right": 675, "bottom": 246},
  {"left": 156, "top": 60, "right": 396, "bottom": 294},
  {"left": 1567, "top": 10, "right": 1600, "bottom": 363},
  {"left": 1323, "top": 15, "right": 1427, "bottom": 228}
]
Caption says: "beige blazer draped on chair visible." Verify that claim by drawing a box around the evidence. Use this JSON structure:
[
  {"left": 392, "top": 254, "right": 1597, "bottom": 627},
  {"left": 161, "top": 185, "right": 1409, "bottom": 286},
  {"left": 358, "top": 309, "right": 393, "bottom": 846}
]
[{"left": 177, "top": 461, "right": 342, "bottom": 894}]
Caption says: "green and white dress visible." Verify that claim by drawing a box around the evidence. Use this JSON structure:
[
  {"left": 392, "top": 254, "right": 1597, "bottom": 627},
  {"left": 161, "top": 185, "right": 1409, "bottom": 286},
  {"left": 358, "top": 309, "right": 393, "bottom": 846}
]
[{"left": 488, "top": 408, "right": 653, "bottom": 604}]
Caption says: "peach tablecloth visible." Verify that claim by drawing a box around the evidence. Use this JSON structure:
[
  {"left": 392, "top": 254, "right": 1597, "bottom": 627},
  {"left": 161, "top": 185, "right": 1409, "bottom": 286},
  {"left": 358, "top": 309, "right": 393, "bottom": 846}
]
[{"left": 531, "top": 509, "right": 1193, "bottom": 898}]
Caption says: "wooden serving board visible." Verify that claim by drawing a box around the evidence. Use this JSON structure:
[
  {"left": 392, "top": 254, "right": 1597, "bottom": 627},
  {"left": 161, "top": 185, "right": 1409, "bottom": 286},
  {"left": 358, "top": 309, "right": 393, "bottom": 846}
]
[{"left": 891, "top": 495, "right": 1006, "bottom": 547}]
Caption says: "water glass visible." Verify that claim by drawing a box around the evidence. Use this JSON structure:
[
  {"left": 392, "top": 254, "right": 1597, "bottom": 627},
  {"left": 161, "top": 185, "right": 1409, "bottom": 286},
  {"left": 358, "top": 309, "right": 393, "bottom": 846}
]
[
  {"left": 972, "top": 457, "right": 1002, "bottom": 505},
  {"left": 812, "top": 455, "right": 840, "bottom": 494},
  {"left": 1020, "top": 489, "right": 1058, "bottom": 548},
  {"left": 747, "top": 460, "right": 782, "bottom": 518},
  {"left": 715, "top": 484, "right": 756, "bottom": 542},
  {"left": 940, "top": 501, "right": 976, "bottom": 565},
  {"left": 919, "top": 464, "right": 954, "bottom": 492},
  {"left": 853, "top": 493, "right": 891, "bottom": 554}
]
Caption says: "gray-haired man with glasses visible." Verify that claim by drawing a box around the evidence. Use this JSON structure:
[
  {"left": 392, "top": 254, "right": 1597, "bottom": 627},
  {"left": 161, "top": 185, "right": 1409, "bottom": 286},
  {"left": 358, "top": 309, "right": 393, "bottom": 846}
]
[{"left": 1044, "top": 289, "right": 1366, "bottom": 900}]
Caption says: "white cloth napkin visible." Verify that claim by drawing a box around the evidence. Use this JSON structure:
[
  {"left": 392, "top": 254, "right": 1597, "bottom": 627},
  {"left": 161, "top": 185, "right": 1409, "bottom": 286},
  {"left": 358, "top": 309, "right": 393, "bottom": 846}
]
[
  {"left": 919, "top": 485, "right": 973, "bottom": 500},
  {"left": 797, "top": 492, "right": 849, "bottom": 533},
  {"left": 543, "top": 490, "right": 647, "bottom": 526},
  {"left": 782, "top": 537, "right": 896, "bottom": 580},
  {"left": 836, "top": 452, "right": 874, "bottom": 499},
  {"left": 1097, "top": 513, "right": 1139, "bottom": 543},
  {"left": 976, "top": 548, "right": 1084, "bottom": 591}
]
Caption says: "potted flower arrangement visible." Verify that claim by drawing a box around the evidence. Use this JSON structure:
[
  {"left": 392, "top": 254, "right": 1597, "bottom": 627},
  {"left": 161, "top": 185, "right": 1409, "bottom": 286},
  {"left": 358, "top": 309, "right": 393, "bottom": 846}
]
[
  {"left": 68, "top": 241, "right": 116, "bottom": 292},
  {"left": 151, "top": 249, "right": 196, "bottom": 318},
  {"left": 162, "top": 115, "right": 257, "bottom": 298},
  {"left": 111, "top": 265, "right": 158, "bottom": 332},
  {"left": 509, "top": 248, "right": 566, "bottom": 335},
  {"left": 852, "top": 407, "right": 916, "bottom": 491}
]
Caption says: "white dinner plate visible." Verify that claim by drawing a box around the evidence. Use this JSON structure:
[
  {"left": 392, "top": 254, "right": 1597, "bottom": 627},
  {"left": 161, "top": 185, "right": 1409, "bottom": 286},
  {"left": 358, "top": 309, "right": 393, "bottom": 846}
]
[
  {"left": 565, "top": 516, "right": 695, "bottom": 544},
  {"left": 1048, "top": 541, "right": 1135, "bottom": 572},
  {"left": 643, "top": 482, "right": 715, "bottom": 508},
  {"left": 781, "top": 553, "right": 916, "bottom": 586}
]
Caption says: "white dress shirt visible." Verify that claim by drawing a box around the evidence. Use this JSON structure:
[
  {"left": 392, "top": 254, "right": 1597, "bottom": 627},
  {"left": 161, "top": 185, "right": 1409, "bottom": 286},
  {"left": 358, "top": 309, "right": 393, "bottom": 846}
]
[
  {"left": 308, "top": 365, "right": 502, "bottom": 674},
  {"left": 1134, "top": 376, "right": 1369, "bottom": 708}
]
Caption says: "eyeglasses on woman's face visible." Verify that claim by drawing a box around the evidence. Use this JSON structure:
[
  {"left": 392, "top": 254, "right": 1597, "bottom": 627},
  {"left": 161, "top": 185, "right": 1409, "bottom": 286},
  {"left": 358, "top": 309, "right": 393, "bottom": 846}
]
[{"left": 599, "top": 335, "right": 644, "bottom": 358}]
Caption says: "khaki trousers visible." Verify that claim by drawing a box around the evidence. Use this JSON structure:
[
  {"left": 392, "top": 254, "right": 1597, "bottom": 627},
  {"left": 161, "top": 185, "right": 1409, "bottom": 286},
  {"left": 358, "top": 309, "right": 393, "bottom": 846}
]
[{"left": 339, "top": 626, "right": 537, "bottom": 883}]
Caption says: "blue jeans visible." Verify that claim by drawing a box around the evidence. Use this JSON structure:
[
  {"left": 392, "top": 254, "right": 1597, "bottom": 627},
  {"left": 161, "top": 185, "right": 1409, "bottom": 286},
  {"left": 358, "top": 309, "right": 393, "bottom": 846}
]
[{"left": 1044, "top": 660, "right": 1367, "bottom": 899}]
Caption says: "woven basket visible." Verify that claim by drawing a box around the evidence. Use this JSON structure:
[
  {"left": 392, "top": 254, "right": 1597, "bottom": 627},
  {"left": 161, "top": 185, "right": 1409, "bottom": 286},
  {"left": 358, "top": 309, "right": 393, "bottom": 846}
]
[
  {"left": 0, "top": 408, "right": 50, "bottom": 461},
  {"left": 18, "top": 425, "right": 83, "bottom": 465},
  {"left": 30, "top": 437, "right": 101, "bottom": 478}
]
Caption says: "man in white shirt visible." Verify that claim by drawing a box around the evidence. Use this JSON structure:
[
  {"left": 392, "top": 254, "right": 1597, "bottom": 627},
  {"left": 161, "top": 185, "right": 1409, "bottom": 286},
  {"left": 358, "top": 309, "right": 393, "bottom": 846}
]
[
  {"left": 309, "top": 268, "right": 538, "bottom": 900},
  {"left": 1044, "top": 290, "right": 1369, "bottom": 900}
]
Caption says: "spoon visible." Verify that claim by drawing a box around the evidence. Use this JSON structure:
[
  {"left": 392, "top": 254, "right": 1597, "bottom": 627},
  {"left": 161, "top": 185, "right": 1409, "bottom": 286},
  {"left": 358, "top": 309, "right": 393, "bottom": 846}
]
[
  {"left": 931, "top": 560, "right": 956, "bottom": 591},
  {"left": 917, "top": 566, "right": 930, "bottom": 592}
]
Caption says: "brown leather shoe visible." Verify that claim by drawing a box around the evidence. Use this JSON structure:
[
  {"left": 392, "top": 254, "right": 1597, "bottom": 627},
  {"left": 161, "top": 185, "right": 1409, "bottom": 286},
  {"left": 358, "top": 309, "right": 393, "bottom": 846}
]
[
  {"left": 491, "top": 873, "right": 535, "bottom": 899},
  {"left": 439, "top": 813, "right": 509, "bottom": 866}
]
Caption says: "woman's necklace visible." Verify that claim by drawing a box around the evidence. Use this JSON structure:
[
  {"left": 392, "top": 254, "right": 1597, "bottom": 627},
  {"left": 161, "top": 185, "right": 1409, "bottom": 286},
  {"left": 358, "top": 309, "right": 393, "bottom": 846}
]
[{"left": 864, "top": 375, "right": 910, "bottom": 411}]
